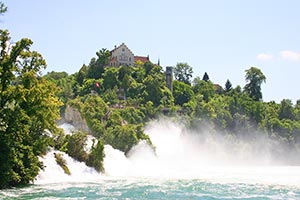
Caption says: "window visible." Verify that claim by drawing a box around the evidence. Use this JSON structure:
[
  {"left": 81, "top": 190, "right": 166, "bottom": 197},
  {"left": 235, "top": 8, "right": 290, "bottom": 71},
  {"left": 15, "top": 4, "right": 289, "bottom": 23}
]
[
  {"left": 129, "top": 57, "right": 131, "bottom": 61},
  {"left": 122, "top": 48, "right": 125, "bottom": 52}
]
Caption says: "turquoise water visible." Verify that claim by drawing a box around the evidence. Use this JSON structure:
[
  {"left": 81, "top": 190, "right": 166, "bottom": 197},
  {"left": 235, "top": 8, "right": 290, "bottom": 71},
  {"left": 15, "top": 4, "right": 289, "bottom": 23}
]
[{"left": 1, "top": 179, "right": 300, "bottom": 200}]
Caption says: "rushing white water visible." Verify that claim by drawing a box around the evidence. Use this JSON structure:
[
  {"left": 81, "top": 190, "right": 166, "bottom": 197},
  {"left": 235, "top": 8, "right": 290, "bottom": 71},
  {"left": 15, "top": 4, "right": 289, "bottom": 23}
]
[
  {"left": 103, "top": 119, "right": 300, "bottom": 186},
  {"left": 35, "top": 150, "right": 100, "bottom": 184},
  {"left": 35, "top": 123, "right": 100, "bottom": 184},
  {"left": 36, "top": 120, "right": 300, "bottom": 186},
  {"left": 59, "top": 123, "right": 75, "bottom": 135}
]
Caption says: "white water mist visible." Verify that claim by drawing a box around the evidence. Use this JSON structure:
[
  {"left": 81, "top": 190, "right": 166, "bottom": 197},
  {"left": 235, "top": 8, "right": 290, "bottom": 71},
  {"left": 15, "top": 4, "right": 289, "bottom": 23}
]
[
  {"left": 35, "top": 150, "right": 100, "bottom": 184},
  {"left": 37, "top": 120, "right": 300, "bottom": 186},
  {"left": 103, "top": 118, "right": 300, "bottom": 185}
]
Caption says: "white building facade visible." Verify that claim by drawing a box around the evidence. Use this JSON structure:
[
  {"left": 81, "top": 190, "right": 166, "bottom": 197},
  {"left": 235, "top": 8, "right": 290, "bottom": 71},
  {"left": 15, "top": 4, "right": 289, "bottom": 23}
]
[
  {"left": 109, "top": 43, "right": 135, "bottom": 67},
  {"left": 109, "top": 43, "right": 150, "bottom": 67}
]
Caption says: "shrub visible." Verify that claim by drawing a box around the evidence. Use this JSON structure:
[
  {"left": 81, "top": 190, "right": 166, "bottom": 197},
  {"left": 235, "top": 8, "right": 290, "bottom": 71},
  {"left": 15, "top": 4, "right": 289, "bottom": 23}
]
[{"left": 54, "top": 153, "right": 71, "bottom": 175}]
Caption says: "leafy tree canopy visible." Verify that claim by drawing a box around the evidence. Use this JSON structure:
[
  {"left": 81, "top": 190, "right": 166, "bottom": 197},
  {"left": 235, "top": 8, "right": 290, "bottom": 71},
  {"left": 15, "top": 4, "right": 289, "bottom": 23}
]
[
  {"left": 0, "top": 30, "right": 62, "bottom": 188},
  {"left": 174, "top": 62, "right": 193, "bottom": 85},
  {"left": 244, "top": 66, "right": 266, "bottom": 101}
]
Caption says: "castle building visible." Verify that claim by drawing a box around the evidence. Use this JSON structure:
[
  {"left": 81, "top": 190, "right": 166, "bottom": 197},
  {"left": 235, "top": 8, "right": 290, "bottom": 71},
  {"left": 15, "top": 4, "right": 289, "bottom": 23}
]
[{"left": 109, "top": 43, "right": 150, "bottom": 67}]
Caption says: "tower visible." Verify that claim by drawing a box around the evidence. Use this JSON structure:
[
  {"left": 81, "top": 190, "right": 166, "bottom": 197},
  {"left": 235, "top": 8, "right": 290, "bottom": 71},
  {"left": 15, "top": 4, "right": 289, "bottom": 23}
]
[{"left": 165, "top": 66, "right": 173, "bottom": 92}]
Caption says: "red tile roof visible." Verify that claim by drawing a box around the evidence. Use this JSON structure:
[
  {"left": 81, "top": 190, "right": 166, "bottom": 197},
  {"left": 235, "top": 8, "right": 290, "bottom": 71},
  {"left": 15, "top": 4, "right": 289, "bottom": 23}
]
[{"left": 134, "top": 56, "right": 149, "bottom": 63}]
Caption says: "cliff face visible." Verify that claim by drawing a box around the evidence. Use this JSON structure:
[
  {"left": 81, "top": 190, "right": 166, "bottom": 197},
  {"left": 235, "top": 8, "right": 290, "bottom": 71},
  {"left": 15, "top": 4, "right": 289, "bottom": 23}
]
[{"left": 64, "top": 105, "right": 91, "bottom": 133}]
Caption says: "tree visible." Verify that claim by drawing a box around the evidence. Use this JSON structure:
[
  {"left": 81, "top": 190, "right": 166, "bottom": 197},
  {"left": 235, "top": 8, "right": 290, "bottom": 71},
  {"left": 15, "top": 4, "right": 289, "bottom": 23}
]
[
  {"left": 104, "top": 124, "right": 149, "bottom": 154},
  {"left": 279, "top": 99, "right": 295, "bottom": 120},
  {"left": 294, "top": 100, "right": 300, "bottom": 121},
  {"left": 142, "top": 75, "right": 164, "bottom": 106},
  {"left": 174, "top": 62, "right": 193, "bottom": 85},
  {"left": 87, "top": 140, "right": 105, "bottom": 172},
  {"left": 192, "top": 77, "right": 215, "bottom": 102},
  {"left": 0, "top": 2, "right": 6, "bottom": 15},
  {"left": 0, "top": 30, "right": 62, "bottom": 188},
  {"left": 244, "top": 67, "right": 266, "bottom": 101},
  {"left": 173, "top": 80, "right": 194, "bottom": 106},
  {"left": 96, "top": 48, "right": 110, "bottom": 66},
  {"left": 102, "top": 67, "right": 119, "bottom": 89},
  {"left": 118, "top": 65, "right": 132, "bottom": 96},
  {"left": 224, "top": 79, "right": 232, "bottom": 92},
  {"left": 81, "top": 95, "right": 108, "bottom": 136},
  {"left": 65, "top": 131, "right": 89, "bottom": 162},
  {"left": 144, "top": 61, "right": 154, "bottom": 75},
  {"left": 44, "top": 71, "right": 68, "bottom": 81},
  {"left": 76, "top": 64, "right": 88, "bottom": 85},
  {"left": 86, "top": 48, "right": 110, "bottom": 79},
  {"left": 202, "top": 72, "right": 209, "bottom": 82}
]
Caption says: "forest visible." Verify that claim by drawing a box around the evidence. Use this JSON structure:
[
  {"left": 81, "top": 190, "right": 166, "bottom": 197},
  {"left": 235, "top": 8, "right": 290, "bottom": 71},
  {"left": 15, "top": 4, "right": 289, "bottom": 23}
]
[{"left": 1, "top": 2, "right": 300, "bottom": 189}]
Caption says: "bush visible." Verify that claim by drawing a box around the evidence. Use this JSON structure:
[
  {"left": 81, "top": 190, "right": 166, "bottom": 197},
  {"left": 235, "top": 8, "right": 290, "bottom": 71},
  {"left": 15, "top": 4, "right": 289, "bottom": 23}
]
[
  {"left": 54, "top": 153, "right": 71, "bottom": 175},
  {"left": 65, "top": 131, "right": 89, "bottom": 162},
  {"left": 86, "top": 140, "right": 105, "bottom": 172}
]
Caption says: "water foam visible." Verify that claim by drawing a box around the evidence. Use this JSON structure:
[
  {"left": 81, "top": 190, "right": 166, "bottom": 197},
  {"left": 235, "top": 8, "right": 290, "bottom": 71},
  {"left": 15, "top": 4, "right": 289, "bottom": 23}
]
[
  {"left": 37, "top": 120, "right": 300, "bottom": 186},
  {"left": 102, "top": 119, "right": 300, "bottom": 186},
  {"left": 35, "top": 149, "right": 100, "bottom": 184}
]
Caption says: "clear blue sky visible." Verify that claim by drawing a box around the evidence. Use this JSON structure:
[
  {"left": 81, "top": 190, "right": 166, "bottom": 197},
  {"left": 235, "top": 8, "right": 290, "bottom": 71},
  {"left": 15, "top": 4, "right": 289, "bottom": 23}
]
[{"left": 2, "top": 0, "right": 300, "bottom": 102}]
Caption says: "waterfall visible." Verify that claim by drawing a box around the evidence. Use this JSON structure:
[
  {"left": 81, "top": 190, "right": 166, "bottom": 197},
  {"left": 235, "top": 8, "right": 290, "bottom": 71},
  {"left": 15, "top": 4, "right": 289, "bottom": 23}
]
[
  {"left": 35, "top": 150, "right": 100, "bottom": 184},
  {"left": 101, "top": 119, "right": 300, "bottom": 185},
  {"left": 36, "top": 120, "right": 300, "bottom": 186},
  {"left": 35, "top": 123, "right": 99, "bottom": 184}
]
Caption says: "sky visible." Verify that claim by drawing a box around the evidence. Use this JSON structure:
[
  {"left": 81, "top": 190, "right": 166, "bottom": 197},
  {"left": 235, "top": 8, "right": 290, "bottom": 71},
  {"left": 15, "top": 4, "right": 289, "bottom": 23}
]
[{"left": 1, "top": 0, "right": 300, "bottom": 103}]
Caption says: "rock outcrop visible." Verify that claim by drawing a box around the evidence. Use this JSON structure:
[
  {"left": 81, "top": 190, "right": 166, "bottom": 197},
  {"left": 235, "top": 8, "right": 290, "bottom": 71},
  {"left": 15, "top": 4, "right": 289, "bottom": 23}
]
[{"left": 64, "top": 105, "right": 91, "bottom": 133}]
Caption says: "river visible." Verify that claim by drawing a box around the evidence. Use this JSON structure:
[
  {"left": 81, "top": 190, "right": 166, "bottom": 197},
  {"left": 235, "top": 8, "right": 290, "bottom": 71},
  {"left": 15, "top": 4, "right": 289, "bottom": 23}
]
[{"left": 1, "top": 119, "right": 300, "bottom": 199}]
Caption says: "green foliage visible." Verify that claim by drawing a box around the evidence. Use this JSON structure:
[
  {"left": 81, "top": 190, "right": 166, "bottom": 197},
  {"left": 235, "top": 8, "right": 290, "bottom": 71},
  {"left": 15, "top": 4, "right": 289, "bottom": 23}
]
[
  {"left": 160, "top": 86, "right": 174, "bottom": 107},
  {"left": 58, "top": 131, "right": 105, "bottom": 173},
  {"left": 244, "top": 66, "right": 266, "bottom": 101},
  {"left": 44, "top": 71, "right": 68, "bottom": 81},
  {"left": 174, "top": 62, "right": 193, "bottom": 85},
  {"left": 82, "top": 95, "right": 108, "bottom": 135},
  {"left": 54, "top": 153, "right": 71, "bottom": 175},
  {"left": 224, "top": 79, "right": 232, "bottom": 93},
  {"left": 144, "top": 61, "right": 155, "bottom": 75},
  {"left": 102, "top": 67, "right": 120, "bottom": 89},
  {"left": 119, "top": 107, "right": 145, "bottom": 124},
  {"left": 173, "top": 80, "right": 194, "bottom": 106},
  {"left": 52, "top": 128, "right": 68, "bottom": 152},
  {"left": 86, "top": 48, "right": 110, "bottom": 79},
  {"left": 65, "top": 131, "right": 89, "bottom": 162},
  {"left": 76, "top": 64, "right": 88, "bottom": 85},
  {"left": 0, "top": 30, "right": 62, "bottom": 188},
  {"left": 104, "top": 124, "right": 149, "bottom": 154},
  {"left": 78, "top": 78, "right": 103, "bottom": 96},
  {"left": 192, "top": 77, "right": 215, "bottom": 102},
  {"left": 119, "top": 66, "right": 132, "bottom": 92},
  {"left": 142, "top": 75, "right": 164, "bottom": 106},
  {"left": 44, "top": 72, "right": 75, "bottom": 109},
  {"left": 202, "top": 72, "right": 209, "bottom": 82},
  {"left": 87, "top": 140, "right": 105, "bottom": 172},
  {"left": 279, "top": 99, "right": 295, "bottom": 120},
  {"left": 100, "top": 87, "right": 119, "bottom": 105},
  {"left": 132, "top": 65, "right": 146, "bottom": 82}
]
